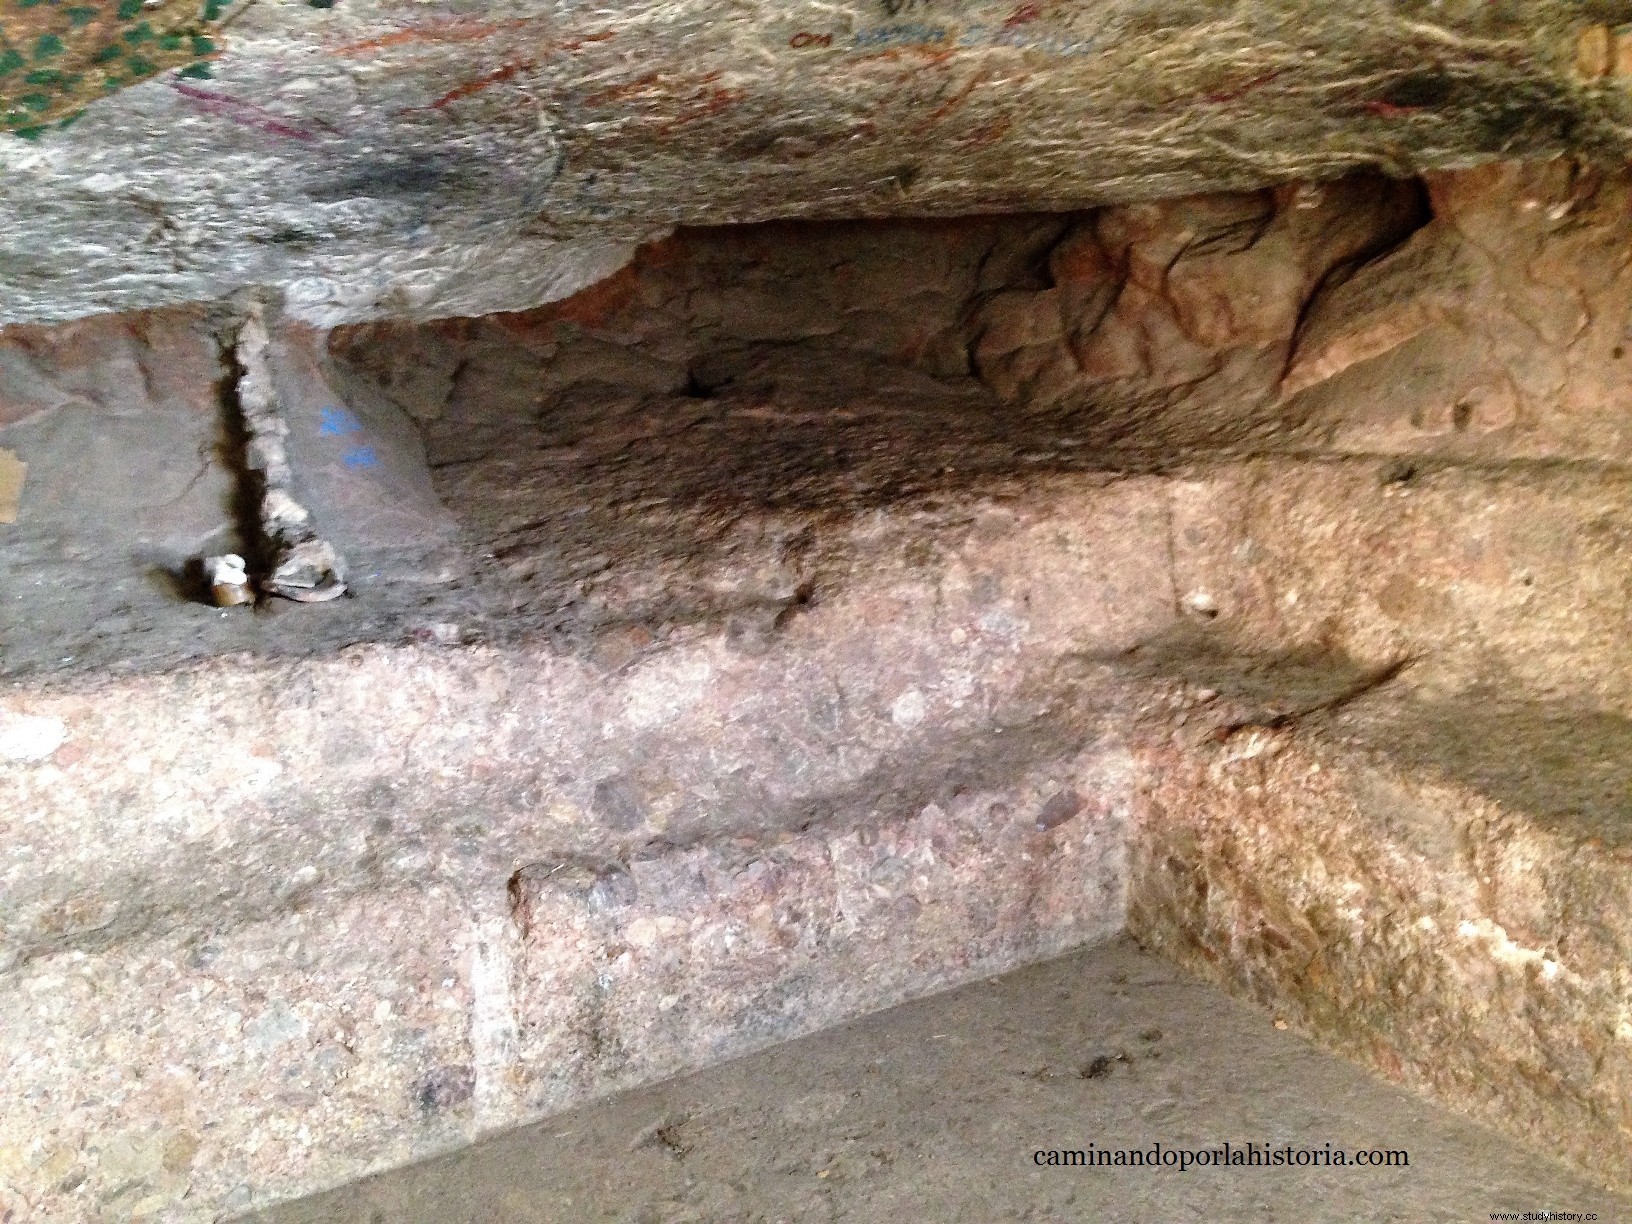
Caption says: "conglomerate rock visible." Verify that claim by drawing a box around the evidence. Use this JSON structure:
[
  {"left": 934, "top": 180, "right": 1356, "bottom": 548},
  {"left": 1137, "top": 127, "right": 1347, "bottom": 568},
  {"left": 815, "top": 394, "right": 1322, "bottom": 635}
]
[
  {"left": 4, "top": 0, "right": 1632, "bottom": 325},
  {"left": 8, "top": 160, "right": 1632, "bottom": 1215}
]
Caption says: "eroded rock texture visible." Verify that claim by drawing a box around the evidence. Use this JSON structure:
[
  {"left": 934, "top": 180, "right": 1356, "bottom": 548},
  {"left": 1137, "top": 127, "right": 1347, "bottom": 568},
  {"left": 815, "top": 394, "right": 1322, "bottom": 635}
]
[
  {"left": 6, "top": 159, "right": 1632, "bottom": 1217},
  {"left": 4, "top": 0, "right": 1632, "bottom": 325}
]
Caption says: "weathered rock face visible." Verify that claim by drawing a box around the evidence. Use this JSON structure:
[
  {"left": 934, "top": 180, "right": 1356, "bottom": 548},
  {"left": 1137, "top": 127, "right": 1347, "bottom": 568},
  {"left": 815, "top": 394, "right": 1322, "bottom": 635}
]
[
  {"left": 5, "top": 0, "right": 1632, "bottom": 326},
  {"left": 9, "top": 159, "right": 1632, "bottom": 1218}
]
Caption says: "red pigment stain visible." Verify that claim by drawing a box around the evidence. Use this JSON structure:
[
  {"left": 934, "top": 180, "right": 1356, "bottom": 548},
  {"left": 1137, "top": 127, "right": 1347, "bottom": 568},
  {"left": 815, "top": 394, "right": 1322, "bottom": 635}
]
[
  {"left": 851, "top": 42, "right": 957, "bottom": 69},
  {"left": 170, "top": 82, "right": 316, "bottom": 140},
  {"left": 1004, "top": 2, "right": 1043, "bottom": 27},
  {"left": 428, "top": 62, "right": 527, "bottom": 109},
  {"left": 656, "top": 85, "right": 748, "bottom": 134},
  {"left": 868, "top": 49, "right": 958, "bottom": 113},
  {"left": 583, "top": 71, "right": 663, "bottom": 107},
  {"left": 789, "top": 31, "right": 833, "bottom": 49},
  {"left": 415, "top": 32, "right": 613, "bottom": 112},
  {"left": 1364, "top": 99, "right": 1425, "bottom": 118},
  {"left": 580, "top": 69, "right": 745, "bottom": 130},
  {"left": 334, "top": 19, "right": 522, "bottom": 55},
  {"left": 334, "top": 18, "right": 611, "bottom": 57},
  {"left": 913, "top": 71, "right": 987, "bottom": 131},
  {"left": 955, "top": 116, "right": 1012, "bottom": 147}
]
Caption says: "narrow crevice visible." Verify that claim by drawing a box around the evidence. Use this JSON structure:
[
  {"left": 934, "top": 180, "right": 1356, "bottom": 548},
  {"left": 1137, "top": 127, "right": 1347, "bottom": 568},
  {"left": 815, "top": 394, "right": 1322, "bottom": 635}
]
[
  {"left": 1279, "top": 176, "right": 1436, "bottom": 394},
  {"left": 194, "top": 303, "right": 352, "bottom": 606},
  {"left": 215, "top": 313, "right": 274, "bottom": 587},
  {"left": 231, "top": 303, "right": 348, "bottom": 603}
]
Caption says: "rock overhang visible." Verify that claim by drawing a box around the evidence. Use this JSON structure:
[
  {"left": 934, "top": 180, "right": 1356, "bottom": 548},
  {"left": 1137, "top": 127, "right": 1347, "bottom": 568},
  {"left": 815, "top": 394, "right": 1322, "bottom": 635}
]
[
  {"left": 4, "top": 0, "right": 1632, "bottom": 326},
  {"left": 7, "top": 151, "right": 1632, "bottom": 1215}
]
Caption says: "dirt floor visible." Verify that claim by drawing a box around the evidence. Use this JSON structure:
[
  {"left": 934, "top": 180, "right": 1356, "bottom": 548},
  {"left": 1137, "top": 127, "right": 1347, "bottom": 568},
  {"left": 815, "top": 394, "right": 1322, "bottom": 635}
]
[{"left": 249, "top": 938, "right": 1626, "bottom": 1224}]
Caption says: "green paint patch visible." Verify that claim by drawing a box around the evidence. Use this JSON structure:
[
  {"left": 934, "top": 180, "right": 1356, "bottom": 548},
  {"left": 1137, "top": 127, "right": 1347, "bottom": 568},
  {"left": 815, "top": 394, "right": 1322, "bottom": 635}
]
[
  {"left": 177, "top": 60, "right": 209, "bottom": 78},
  {"left": 2, "top": 0, "right": 226, "bottom": 135}
]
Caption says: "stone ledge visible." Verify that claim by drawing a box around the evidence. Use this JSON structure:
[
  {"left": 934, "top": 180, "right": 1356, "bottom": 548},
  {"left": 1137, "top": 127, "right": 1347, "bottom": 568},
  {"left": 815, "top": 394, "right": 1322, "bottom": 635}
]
[
  {"left": 1130, "top": 684, "right": 1632, "bottom": 1190},
  {"left": 5, "top": 4, "right": 1630, "bottom": 326},
  {"left": 1, "top": 756, "right": 1125, "bottom": 1222}
]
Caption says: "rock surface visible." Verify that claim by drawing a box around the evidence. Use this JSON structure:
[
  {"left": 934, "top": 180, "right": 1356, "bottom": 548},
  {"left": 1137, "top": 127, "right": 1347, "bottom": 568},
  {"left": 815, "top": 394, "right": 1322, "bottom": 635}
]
[
  {"left": 254, "top": 940, "right": 1631, "bottom": 1224},
  {"left": 6, "top": 1, "right": 1632, "bottom": 325},
  {"left": 8, "top": 160, "right": 1632, "bottom": 1217},
  {"left": 1128, "top": 679, "right": 1632, "bottom": 1190}
]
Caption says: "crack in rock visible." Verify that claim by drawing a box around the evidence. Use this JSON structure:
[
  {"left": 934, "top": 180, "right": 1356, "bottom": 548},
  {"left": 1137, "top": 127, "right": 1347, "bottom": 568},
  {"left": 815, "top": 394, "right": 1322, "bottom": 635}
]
[{"left": 232, "top": 303, "right": 347, "bottom": 603}]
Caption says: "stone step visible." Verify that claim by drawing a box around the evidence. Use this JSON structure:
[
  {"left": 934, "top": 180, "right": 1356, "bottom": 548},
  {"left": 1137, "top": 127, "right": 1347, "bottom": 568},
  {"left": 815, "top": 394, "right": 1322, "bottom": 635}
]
[
  {"left": 1129, "top": 658, "right": 1632, "bottom": 1189},
  {"left": 13, "top": 358, "right": 1632, "bottom": 975},
  {"left": 11, "top": 446, "right": 1632, "bottom": 1215},
  {"left": 2, "top": 767, "right": 1123, "bottom": 1222},
  {"left": 11, "top": 190, "right": 1632, "bottom": 1215},
  {"left": 250, "top": 938, "right": 1629, "bottom": 1223}
]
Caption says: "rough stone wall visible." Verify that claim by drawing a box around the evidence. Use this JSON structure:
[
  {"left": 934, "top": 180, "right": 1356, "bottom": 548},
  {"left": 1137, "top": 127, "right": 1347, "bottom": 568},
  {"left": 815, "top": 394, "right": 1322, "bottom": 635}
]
[
  {"left": 5, "top": 1, "right": 1632, "bottom": 325},
  {"left": 0, "top": 517, "right": 1139, "bottom": 1221},
  {"left": 1128, "top": 699, "right": 1632, "bottom": 1189},
  {"left": 7, "top": 159, "right": 1632, "bottom": 1217}
]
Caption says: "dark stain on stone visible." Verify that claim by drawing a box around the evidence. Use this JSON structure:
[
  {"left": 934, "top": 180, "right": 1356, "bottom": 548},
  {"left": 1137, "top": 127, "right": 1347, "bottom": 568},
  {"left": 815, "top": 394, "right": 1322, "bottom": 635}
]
[
  {"left": 416, "top": 1064, "right": 475, "bottom": 1111},
  {"left": 653, "top": 1121, "right": 691, "bottom": 1159},
  {"left": 592, "top": 776, "right": 645, "bottom": 832},
  {"left": 1381, "top": 458, "right": 1419, "bottom": 486},
  {"left": 1079, "top": 1054, "right": 1113, "bottom": 1079},
  {"left": 1035, "top": 788, "right": 1083, "bottom": 831},
  {"left": 1381, "top": 71, "right": 1456, "bottom": 112},
  {"left": 259, "top": 226, "right": 320, "bottom": 248},
  {"left": 311, "top": 157, "right": 450, "bottom": 203},
  {"left": 1471, "top": 81, "right": 1590, "bottom": 157},
  {"left": 723, "top": 119, "right": 855, "bottom": 162}
]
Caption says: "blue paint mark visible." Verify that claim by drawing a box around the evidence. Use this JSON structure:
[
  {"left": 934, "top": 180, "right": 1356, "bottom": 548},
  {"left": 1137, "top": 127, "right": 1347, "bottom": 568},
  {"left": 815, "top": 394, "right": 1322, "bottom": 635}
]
[
  {"left": 343, "top": 445, "right": 379, "bottom": 469},
  {"left": 853, "top": 22, "right": 949, "bottom": 47},
  {"left": 319, "top": 406, "right": 362, "bottom": 436}
]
